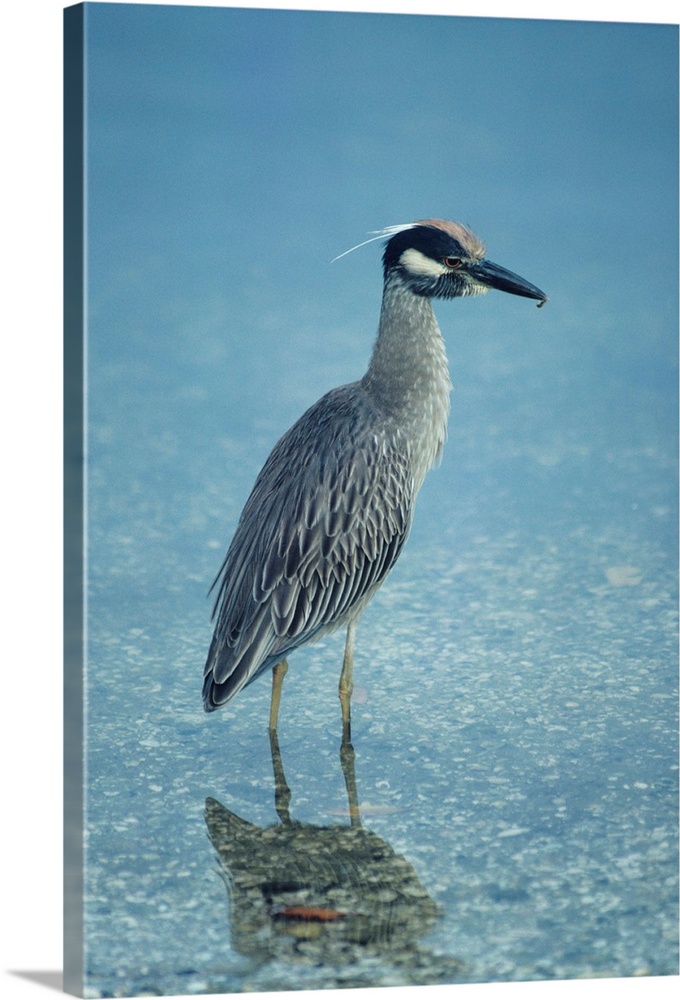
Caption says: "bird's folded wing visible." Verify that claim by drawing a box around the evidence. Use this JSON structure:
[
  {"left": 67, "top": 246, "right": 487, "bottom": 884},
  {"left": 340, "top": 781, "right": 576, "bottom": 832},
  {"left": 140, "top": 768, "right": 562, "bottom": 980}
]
[{"left": 203, "top": 385, "right": 414, "bottom": 708}]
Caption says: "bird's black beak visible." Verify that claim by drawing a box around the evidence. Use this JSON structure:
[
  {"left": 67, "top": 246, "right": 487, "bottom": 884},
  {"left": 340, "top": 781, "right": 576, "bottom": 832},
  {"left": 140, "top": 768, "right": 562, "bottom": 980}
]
[{"left": 468, "top": 259, "right": 548, "bottom": 307}]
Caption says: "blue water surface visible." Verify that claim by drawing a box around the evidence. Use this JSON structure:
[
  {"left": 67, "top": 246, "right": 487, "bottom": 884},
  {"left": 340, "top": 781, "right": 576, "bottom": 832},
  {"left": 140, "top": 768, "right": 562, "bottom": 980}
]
[{"left": 81, "top": 5, "right": 678, "bottom": 995}]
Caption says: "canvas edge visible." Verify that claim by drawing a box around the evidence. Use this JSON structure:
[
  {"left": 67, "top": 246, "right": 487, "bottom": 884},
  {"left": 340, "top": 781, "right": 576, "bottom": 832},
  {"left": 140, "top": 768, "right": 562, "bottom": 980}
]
[{"left": 64, "top": 3, "right": 85, "bottom": 996}]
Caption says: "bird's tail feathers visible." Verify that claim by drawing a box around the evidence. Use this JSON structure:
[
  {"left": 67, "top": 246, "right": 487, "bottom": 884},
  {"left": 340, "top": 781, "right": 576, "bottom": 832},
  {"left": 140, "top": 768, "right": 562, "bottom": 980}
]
[{"left": 202, "top": 615, "right": 281, "bottom": 712}]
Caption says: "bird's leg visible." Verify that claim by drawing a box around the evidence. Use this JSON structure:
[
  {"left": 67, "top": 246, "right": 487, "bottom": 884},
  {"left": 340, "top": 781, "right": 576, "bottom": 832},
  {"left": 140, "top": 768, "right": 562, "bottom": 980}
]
[
  {"left": 269, "top": 658, "right": 288, "bottom": 733},
  {"left": 338, "top": 620, "right": 356, "bottom": 744}
]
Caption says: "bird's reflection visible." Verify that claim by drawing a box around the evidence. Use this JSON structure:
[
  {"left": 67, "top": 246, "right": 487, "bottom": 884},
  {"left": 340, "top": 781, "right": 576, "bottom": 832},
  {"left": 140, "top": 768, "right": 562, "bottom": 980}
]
[{"left": 205, "top": 733, "right": 461, "bottom": 978}]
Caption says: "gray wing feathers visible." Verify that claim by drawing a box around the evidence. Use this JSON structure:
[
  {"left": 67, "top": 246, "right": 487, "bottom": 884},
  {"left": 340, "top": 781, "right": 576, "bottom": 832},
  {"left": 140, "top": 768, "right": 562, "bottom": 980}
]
[{"left": 203, "top": 385, "right": 414, "bottom": 710}]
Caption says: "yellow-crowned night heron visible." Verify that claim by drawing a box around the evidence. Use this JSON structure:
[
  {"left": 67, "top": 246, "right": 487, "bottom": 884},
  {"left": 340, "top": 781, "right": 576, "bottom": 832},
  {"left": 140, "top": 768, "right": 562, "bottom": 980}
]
[{"left": 203, "top": 219, "right": 547, "bottom": 734}]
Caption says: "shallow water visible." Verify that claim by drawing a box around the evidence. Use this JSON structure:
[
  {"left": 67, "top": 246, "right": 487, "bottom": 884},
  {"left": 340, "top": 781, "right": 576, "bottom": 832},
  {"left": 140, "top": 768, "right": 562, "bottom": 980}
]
[
  {"left": 78, "top": 5, "right": 678, "bottom": 996},
  {"left": 83, "top": 439, "right": 678, "bottom": 993}
]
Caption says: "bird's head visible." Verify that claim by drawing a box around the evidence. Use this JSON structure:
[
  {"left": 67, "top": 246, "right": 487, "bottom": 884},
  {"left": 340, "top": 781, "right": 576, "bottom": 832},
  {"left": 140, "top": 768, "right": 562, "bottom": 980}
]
[{"left": 382, "top": 219, "right": 548, "bottom": 307}]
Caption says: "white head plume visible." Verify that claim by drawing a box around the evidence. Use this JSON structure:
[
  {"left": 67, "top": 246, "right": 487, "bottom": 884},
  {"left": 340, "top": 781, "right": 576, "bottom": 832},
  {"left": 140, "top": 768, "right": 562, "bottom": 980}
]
[{"left": 331, "top": 223, "right": 417, "bottom": 264}]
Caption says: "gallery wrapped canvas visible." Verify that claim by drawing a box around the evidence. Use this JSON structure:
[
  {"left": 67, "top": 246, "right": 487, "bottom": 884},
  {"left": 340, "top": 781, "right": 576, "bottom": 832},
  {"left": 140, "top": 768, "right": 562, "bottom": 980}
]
[{"left": 64, "top": 2, "right": 678, "bottom": 996}]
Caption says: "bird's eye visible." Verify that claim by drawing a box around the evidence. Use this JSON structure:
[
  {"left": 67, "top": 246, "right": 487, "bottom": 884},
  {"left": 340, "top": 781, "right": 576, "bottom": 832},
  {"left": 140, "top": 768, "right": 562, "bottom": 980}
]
[{"left": 444, "top": 257, "right": 463, "bottom": 269}]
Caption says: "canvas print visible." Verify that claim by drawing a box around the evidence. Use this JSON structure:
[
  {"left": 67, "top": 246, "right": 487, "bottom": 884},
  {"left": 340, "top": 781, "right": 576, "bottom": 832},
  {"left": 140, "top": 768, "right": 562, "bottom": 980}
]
[{"left": 64, "top": 2, "right": 679, "bottom": 996}]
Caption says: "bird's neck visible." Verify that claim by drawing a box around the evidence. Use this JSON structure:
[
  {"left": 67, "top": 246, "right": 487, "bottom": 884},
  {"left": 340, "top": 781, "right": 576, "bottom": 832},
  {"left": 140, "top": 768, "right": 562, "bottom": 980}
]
[{"left": 362, "top": 274, "right": 452, "bottom": 487}]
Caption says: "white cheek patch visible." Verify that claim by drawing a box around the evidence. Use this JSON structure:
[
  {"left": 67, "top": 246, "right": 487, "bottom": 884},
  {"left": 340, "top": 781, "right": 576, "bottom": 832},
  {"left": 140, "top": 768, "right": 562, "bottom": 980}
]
[{"left": 399, "top": 248, "right": 448, "bottom": 278}]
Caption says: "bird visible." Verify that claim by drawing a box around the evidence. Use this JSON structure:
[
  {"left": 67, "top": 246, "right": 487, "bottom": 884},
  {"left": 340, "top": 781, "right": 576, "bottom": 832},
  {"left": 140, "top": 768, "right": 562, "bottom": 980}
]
[{"left": 203, "top": 219, "right": 547, "bottom": 736}]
